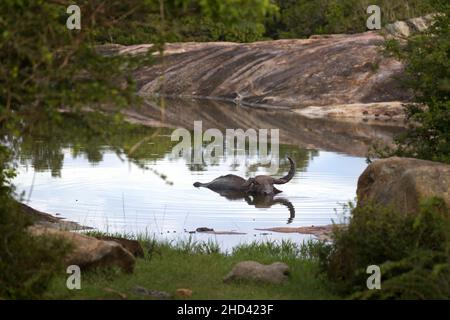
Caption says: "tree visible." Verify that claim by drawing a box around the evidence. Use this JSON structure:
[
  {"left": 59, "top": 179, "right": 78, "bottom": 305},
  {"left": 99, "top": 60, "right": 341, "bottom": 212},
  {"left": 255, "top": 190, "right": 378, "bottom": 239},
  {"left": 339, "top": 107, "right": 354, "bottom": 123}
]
[
  {"left": 381, "top": 2, "right": 450, "bottom": 163},
  {"left": 0, "top": 0, "right": 280, "bottom": 298}
]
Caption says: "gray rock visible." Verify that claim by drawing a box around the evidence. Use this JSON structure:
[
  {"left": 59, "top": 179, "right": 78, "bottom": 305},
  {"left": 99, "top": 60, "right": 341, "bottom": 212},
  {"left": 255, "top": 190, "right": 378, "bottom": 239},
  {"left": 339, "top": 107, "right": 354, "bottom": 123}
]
[
  {"left": 29, "top": 226, "right": 136, "bottom": 273},
  {"left": 385, "top": 21, "right": 411, "bottom": 38},
  {"left": 384, "top": 14, "right": 436, "bottom": 38},
  {"left": 357, "top": 157, "right": 450, "bottom": 215},
  {"left": 223, "top": 261, "right": 290, "bottom": 284}
]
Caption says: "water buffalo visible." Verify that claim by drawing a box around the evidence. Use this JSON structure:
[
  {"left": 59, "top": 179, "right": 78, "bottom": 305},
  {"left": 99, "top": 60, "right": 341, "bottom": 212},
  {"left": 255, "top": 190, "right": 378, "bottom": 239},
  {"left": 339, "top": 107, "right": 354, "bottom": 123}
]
[{"left": 193, "top": 157, "right": 296, "bottom": 196}]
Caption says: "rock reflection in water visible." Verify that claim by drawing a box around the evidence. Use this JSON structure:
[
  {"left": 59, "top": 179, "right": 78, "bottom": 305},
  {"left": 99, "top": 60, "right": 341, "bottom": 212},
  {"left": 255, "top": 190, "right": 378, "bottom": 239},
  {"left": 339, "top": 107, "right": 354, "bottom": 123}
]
[
  {"left": 127, "top": 97, "right": 405, "bottom": 157},
  {"left": 11, "top": 98, "right": 406, "bottom": 249}
]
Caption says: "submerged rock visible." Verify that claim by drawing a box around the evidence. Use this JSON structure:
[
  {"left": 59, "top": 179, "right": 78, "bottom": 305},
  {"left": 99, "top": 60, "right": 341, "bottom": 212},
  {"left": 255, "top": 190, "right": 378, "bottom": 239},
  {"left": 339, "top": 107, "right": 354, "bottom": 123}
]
[
  {"left": 357, "top": 157, "right": 450, "bottom": 214},
  {"left": 196, "top": 227, "right": 214, "bottom": 232},
  {"left": 255, "top": 224, "right": 344, "bottom": 242},
  {"left": 194, "top": 227, "right": 246, "bottom": 235},
  {"left": 223, "top": 261, "right": 289, "bottom": 284},
  {"left": 29, "top": 226, "right": 136, "bottom": 273}
]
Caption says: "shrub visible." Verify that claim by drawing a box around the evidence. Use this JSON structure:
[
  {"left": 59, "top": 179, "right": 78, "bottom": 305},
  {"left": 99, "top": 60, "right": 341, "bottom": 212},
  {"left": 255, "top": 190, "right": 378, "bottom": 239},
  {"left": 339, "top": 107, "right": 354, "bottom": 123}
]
[
  {"left": 375, "top": 2, "right": 450, "bottom": 164},
  {"left": 0, "top": 146, "right": 69, "bottom": 299},
  {"left": 318, "top": 198, "right": 450, "bottom": 299},
  {"left": 268, "top": 0, "right": 434, "bottom": 39},
  {"left": 351, "top": 250, "right": 450, "bottom": 299}
]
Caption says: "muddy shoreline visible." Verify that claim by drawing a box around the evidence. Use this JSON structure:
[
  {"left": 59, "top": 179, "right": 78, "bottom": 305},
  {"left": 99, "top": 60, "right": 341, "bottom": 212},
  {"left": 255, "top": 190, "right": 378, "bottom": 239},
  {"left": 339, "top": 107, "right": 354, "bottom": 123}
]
[{"left": 20, "top": 200, "right": 342, "bottom": 242}]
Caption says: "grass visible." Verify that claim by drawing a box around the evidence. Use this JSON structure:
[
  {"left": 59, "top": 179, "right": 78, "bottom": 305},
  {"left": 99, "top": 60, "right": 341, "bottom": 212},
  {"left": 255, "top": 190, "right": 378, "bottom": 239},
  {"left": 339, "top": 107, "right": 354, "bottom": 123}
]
[{"left": 43, "top": 235, "right": 338, "bottom": 300}]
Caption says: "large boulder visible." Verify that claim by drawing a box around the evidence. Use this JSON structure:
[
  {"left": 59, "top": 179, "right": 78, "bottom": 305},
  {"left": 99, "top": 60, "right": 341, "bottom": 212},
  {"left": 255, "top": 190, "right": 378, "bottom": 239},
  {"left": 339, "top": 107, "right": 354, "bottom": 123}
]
[
  {"left": 357, "top": 157, "right": 450, "bottom": 214},
  {"left": 223, "top": 261, "right": 289, "bottom": 284},
  {"left": 29, "top": 226, "right": 136, "bottom": 273},
  {"left": 93, "top": 235, "right": 144, "bottom": 258}
]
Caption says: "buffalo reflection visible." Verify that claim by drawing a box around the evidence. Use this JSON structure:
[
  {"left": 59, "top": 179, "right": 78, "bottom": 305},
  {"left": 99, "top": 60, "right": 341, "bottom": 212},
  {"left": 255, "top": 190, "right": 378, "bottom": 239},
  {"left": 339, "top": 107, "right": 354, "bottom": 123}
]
[{"left": 202, "top": 189, "right": 296, "bottom": 224}]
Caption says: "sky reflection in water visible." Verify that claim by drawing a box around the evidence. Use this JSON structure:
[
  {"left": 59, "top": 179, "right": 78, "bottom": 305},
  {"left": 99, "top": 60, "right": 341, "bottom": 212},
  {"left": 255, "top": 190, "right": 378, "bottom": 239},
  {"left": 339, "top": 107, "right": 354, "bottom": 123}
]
[{"left": 12, "top": 103, "right": 374, "bottom": 251}]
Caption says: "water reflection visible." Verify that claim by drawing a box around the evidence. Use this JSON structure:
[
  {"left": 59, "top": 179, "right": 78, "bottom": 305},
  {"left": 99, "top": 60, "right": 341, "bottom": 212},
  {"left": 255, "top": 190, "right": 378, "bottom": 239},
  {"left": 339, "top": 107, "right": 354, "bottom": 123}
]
[
  {"left": 15, "top": 113, "right": 316, "bottom": 178},
  {"left": 129, "top": 97, "right": 405, "bottom": 157},
  {"left": 10, "top": 99, "right": 402, "bottom": 249},
  {"left": 198, "top": 188, "right": 295, "bottom": 224}
]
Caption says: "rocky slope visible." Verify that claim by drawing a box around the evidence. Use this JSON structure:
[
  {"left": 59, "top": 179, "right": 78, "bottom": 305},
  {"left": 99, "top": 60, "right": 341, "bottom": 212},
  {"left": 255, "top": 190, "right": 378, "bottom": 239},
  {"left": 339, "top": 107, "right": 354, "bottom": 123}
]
[
  {"left": 133, "top": 32, "right": 410, "bottom": 113},
  {"left": 98, "top": 16, "right": 435, "bottom": 121}
]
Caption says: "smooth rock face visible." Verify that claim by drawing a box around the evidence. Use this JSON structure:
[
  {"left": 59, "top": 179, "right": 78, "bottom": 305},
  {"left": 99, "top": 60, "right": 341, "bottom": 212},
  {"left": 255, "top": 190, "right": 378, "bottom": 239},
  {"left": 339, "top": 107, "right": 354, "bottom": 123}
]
[
  {"left": 132, "top": 32, "right": 411, "bottom": 109},
  {"left": 357, "top": 157, "right": 450, "bottom": 214},
  {"left": 29, "top": 226, "right": 136, "bottom": 273},
  {"left": 223, "top": 261, "right": 289, "bottom": 284}
]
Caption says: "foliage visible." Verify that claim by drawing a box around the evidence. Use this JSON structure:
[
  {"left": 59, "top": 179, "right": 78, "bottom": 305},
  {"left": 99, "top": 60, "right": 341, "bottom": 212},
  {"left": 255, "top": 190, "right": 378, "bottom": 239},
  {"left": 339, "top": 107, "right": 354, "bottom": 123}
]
[
  {"left": 0, "top": 0, "right": 447, "bottom": 300},
  {"left": 95, "top": 0, "right": 278, "bottom": 44},
  {"left": 12, "top": 112, "right": 176, "bottom": 176},
  {"left": 0, "top": 0, "right": 157, "bottom": 134},
  {"left": 351, "top": 250, "right": 450, "bottom": 299},
  {"left": 267, "top": 0, "right": 434, "bottom": 39},
  {"left": 93, "top": 0, "right": 436, "bottom": 43},
  {"left": 375, "top": 2, "right": 450, "bottom": 163},
  {"left": 317, "top": 198, "right": 450, "bottom": 299},
  {"left": 0, "top": 0, "right": 155, "bottom": 300},
  {"left": 84, "top": 0, "right": 438, "bottom": 44},
  {"left": 0, "top": 146, "right": 70, "bottom": 299}
]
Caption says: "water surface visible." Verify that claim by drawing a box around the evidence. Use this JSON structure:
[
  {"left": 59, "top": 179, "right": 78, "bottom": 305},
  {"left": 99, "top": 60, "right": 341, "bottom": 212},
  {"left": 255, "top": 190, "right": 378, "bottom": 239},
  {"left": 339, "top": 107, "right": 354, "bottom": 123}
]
[{"left": 13, "top": 99, "right": 401, "bottom": 250}]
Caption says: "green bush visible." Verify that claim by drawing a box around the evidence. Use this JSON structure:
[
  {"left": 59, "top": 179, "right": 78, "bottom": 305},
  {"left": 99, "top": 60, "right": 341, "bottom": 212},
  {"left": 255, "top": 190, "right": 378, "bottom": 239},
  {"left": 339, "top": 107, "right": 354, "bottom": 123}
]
[
  {"left": 267, "top": 0, "right": 434, "bottom": 39},
  {"left": 0, "top": 146, "right": 69, "bottom": 299},
  {"left": 318, "top": 198, "right": 450, "bottom": 299},
  {"left": 352, "top": 250, "right": 450, "bottom": 299},
  {"left": 375, "top": 2, "right": 450, "bottom": 164}
]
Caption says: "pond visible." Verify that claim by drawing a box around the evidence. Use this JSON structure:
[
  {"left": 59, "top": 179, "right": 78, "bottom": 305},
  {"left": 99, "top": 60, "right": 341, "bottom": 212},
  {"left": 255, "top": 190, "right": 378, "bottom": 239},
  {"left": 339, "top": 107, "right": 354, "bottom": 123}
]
[{"left": 12, "top": 98, "right": 404, "bottom": 251}]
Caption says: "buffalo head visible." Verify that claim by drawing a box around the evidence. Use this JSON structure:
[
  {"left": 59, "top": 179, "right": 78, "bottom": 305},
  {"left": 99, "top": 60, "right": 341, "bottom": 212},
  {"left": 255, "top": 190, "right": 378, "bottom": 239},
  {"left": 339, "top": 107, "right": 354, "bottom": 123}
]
[{"left": 243, "top": 157, "right": 296, "bottom": 195}]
